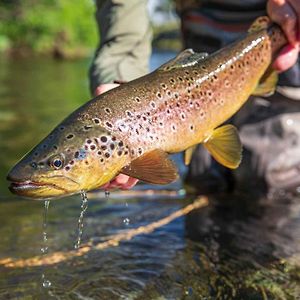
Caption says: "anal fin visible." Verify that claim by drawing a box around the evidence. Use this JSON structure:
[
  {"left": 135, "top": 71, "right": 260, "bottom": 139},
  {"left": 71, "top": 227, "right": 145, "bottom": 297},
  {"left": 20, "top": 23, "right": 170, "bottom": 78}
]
[
  {"left": 203, "top": 124, "right": 242, "bottom": 169},
  {"left": 121, "top": 149, "right": 178, "bottom": 185}
]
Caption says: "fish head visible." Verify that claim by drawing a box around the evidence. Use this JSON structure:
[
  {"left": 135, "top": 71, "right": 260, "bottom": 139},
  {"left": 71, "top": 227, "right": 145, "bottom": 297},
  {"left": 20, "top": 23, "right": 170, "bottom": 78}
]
[{"left": 7, "top": 121, "right": 129, "bottom": 199}]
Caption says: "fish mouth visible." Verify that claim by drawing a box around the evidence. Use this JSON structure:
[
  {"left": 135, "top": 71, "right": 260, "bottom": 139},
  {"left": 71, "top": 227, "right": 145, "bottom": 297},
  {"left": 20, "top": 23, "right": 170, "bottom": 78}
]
[{"left": 9, "top": 179, "right": 66, "bottom": 194}]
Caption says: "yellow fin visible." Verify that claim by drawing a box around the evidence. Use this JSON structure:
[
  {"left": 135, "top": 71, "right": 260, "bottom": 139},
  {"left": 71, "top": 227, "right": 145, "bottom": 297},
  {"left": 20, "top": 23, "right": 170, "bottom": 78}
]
[
  {"left": 121, "top": 149, "right": 178, "bottom": 184},
  {"left": 184, "top": 146, "right": 197, "bottom": 165},
  {"left": 248, "top": 16, "right": 272, "bottom": 33},
  {"left": 253, "top": 69, "right": 278, "bottom": 97},
  {"left": 203, "top": 125, "right": 242, "bottom": 169}
]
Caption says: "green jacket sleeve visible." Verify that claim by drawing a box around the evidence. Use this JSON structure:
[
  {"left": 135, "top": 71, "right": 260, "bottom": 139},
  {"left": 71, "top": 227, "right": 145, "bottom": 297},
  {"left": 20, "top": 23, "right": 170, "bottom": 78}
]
[{"left": 89, "top": 0, "right": 152, "bottom": 94}]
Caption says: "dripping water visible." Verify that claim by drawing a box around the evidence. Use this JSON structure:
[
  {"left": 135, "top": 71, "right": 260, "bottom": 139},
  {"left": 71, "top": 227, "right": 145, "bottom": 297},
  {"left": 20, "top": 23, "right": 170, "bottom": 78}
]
[
  {"left": 123, "top": 201, "right": 130, "bottom": 226},
  {"left": 74, "top": 191, "right": 89, "bottom": 249},
  {"left": 105, "top": 190, "right": 110, "bottom": 199},
  {"left": 41, "top": 200, "right": 52, "bottom": 289}
]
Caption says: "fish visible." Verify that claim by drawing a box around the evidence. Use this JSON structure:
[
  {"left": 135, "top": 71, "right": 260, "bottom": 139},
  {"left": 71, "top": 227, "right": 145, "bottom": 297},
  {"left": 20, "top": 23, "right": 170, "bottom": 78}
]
[{"left": 7, "top": 17, "right": 287, "bottom": 199}]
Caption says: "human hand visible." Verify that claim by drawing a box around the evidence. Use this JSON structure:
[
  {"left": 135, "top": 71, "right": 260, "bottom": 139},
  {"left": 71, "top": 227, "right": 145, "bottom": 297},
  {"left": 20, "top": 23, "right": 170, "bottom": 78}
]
[
  {"left": 94, "top": 84, "right": 139, "bottom": 190},
  {"left": 267, "top": 0, "right": 300, "bottom": 72}
]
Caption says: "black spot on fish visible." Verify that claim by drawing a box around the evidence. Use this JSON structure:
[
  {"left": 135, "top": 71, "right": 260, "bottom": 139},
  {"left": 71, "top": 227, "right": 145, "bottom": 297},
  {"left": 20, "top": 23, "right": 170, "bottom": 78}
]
[
  {"left": 124, "top": 151, "right": 129, "bottom": 155},
  {"left": 84, "top": 125, "right": 92, "bottom": 131},
  {"left": 75, "top": 151, "right": 79, "bottom": 158},
  {"left": 59, "top": 126, "right": 65, "bottom": 131},
  {"left": 112, "top": 136, "right": 116, "bottom": 141},
  {"left": 65, "top": 166, "right": 70, "bottom": 171},
  {"left": 105, "top": 108, "right": 111, "bottom": 114},
  {"left": 190, "top": 125, "right": 194, "bottom": 130},
  {"left": 101, "top": 136, "right": 107, "bottom": 143},
  {"left": 106, "top": 122, "right": 113, "bottom": 128},
  {"left": 53, "top": 145, "right": 58, "bottom": 150},
  {"left": 70, "top": 160, "right": 74, "bottom": 165},
  {"left": 34, "top": 152, "right": 39, "bottom": 156},
  {"left": 135, "top": 97, "right": 141, "bottom": 103},
  {"left": 161, "top": 83, "right": 167, "bottom": 89},
  {"left": 118, "top": 141, "right": 124, "bottom": 147},
  {"left": 110, "top": 144, "right": 115, "bottom": 150},
  {"left": 97, "top": 151, "right": 102, "bottom": 156},
  {"left": 126, "top": 111, "right": 133, "bottom": 117},
  {"left": 87, "top": 139, "right": 92, "bottom": 144},
  {"left": 67, "top": 134, "right": 74, "bottom": 139},
  {"left": 170, "top": 78, "right": 175, "bottom": 84},
  {"left": 85, "top": 161, "right": 89, "bottom": 165},
  {"left": 94, "top": 118, "right": 100, "bottom": 124},
  {"left": 30, "top": 162, "right": 37, "bottom": 169},
  {"left": 100, "top": 158, "right": 104, "bottom": 162},
  {"left": 138, "top": 148, "right": 143, "bottom": 155},
  {"left": 105, "top": 153, "right": 110, "bottom": 158},
  {"left": 118, "top": 150, "right": 123, "bottom": 156},
  {"left": 150, "top": 102, "right": 156, "bottom": 108},
  {"left": 90, "top": 145, "right": 96, "bottom": 150},
  {"left": 101, "top": 145, "right": 107, "bottom": 150}
]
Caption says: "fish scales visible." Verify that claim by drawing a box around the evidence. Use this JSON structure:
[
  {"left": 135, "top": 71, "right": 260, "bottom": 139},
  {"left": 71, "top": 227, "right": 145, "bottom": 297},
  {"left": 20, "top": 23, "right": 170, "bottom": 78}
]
[
  {"left": 7, "top": 17, "right": 287, "bottom": 198},
  {"left": 76, "top": 26, "right": 284, "bottom": 154}
]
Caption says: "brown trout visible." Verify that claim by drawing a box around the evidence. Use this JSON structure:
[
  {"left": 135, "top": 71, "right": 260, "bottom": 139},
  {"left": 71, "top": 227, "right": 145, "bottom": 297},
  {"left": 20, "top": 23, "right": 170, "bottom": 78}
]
[{"left": 7, "top": 17, "right": 287, "bottom": 199}]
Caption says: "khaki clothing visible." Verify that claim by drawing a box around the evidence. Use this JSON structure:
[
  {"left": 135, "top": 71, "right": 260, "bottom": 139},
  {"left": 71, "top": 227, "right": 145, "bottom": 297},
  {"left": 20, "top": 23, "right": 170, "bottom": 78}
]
[{"left": 89, "top": 0, "right": 152, "bottom": 93}]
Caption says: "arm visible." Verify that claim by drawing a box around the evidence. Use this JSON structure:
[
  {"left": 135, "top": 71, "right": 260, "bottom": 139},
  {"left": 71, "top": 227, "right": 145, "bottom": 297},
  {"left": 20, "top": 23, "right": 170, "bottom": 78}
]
[
  {"left": 267, "top": 0, "right": 300, "bottom": 72},
  {"left": 89, "top": 0, "right": 152, "bottom": 94}
]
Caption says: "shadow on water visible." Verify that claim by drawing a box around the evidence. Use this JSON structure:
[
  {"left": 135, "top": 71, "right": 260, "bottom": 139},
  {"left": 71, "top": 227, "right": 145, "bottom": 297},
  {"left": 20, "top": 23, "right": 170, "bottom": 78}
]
[{"left": 0, "top": 53, "right": 299, "bottom": 299}]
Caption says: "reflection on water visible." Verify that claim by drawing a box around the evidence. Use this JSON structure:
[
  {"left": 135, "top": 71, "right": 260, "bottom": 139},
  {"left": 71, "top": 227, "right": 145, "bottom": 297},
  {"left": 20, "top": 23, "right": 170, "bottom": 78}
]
[{"left": 0, "top": 53, "right": 299, "bottom": 299}]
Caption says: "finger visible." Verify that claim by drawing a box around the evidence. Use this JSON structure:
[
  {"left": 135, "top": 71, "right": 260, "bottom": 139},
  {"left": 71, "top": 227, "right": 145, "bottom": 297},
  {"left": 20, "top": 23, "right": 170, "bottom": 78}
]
[
  {"left": 121, "top": 178, "right": 139, "bottom": 190},
  {"left": 114, "top": 174, "right": 131, "bottom": 185},
  {"left": 288, "top": 0, "right": 300, "bottom": 41},
  {"left": 267, "top": 0, "right": 298, "bottom": 45},
  {"left": 94, "top": 83, "right": 120, "bottom": 96},
  {"left": 273, "top": 43, "right": 299, "bottom": 71}
]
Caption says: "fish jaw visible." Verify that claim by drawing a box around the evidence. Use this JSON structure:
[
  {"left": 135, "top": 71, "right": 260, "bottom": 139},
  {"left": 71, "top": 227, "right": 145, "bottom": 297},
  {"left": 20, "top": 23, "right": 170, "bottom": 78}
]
[{"left": 7, "top": 173, "right": 81, "bottom": 199}]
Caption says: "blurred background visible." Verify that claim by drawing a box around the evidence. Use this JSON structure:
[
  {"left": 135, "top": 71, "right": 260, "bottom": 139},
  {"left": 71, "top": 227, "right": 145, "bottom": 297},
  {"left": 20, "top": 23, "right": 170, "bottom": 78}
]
[{"left": 0, "top": 1, "right": 299, "bottom": 299}]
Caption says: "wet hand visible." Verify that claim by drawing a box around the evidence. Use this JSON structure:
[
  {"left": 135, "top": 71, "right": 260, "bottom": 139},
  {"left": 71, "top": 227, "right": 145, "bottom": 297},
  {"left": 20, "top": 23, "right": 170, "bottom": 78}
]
[
  {"left": 94, "top": 84, "right": 139, "bottom": 190},
  {"left": 267, "top": 0, "right": 300, "bottom": 72}
]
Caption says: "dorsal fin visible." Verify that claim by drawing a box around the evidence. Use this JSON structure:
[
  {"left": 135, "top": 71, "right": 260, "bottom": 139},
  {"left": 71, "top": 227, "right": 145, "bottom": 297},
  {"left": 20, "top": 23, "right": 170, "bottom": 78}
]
[
  {"left": 248, "top": 16, "right": 272, "bottom": 33},
  {"left": 158, "top": 49, "right": 208, "bottom": 71}
]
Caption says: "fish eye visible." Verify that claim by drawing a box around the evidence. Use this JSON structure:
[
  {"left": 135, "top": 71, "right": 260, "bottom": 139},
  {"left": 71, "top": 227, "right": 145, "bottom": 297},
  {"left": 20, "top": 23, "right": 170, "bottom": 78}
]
[{"left": 49, "top": 156, "right": 64, "bottom": 170}]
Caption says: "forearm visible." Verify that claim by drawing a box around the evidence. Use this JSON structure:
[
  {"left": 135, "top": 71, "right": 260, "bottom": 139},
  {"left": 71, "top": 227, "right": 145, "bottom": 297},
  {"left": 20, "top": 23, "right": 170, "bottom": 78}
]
[{"left": 89, "top": 0, "right": 152, "bottom": 94}]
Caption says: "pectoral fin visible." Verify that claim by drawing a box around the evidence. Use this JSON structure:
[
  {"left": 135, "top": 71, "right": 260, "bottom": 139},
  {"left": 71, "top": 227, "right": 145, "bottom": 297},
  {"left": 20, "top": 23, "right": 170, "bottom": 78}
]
[
  {"left": 185, "top": 146, "right": 197, "bottom": 165},
  {"left": 121, "top": 149, "right": 178, "bottom": 184},
  {"left": 203, "top": 125, "right": 242, "bottom": 169},
  {"left": 253, "top": 68, "right": 278, "bottom": 97}
]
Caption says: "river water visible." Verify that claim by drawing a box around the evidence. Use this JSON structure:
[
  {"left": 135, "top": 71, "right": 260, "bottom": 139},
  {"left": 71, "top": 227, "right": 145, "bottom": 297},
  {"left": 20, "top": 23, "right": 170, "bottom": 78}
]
[{"left": 0, "top": 52, "right": 299, "bottom": 299}]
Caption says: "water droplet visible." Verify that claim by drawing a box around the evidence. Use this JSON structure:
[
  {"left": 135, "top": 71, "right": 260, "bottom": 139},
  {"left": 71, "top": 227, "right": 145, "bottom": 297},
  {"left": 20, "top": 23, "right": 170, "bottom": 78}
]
[
  {"left": 42, "top": 279, "right": 52, "bottom": 288},
  {"left": 105, "top": 190, "right": 110, "bottom": 199},
  {"left": 41, "top": 201, "right": 51, "bottom": 289},
  {"left": 74, "top": 191, "right": 89, "bottom": 249},
  {"left": 40, "top": 246, "right": 48, "bottom": 253},
  {"left": 286, "top": 119, "right": 294, "bottom": 126},
  {"left": 123, "top": 218, "right": 130, "bottom": 226}
]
